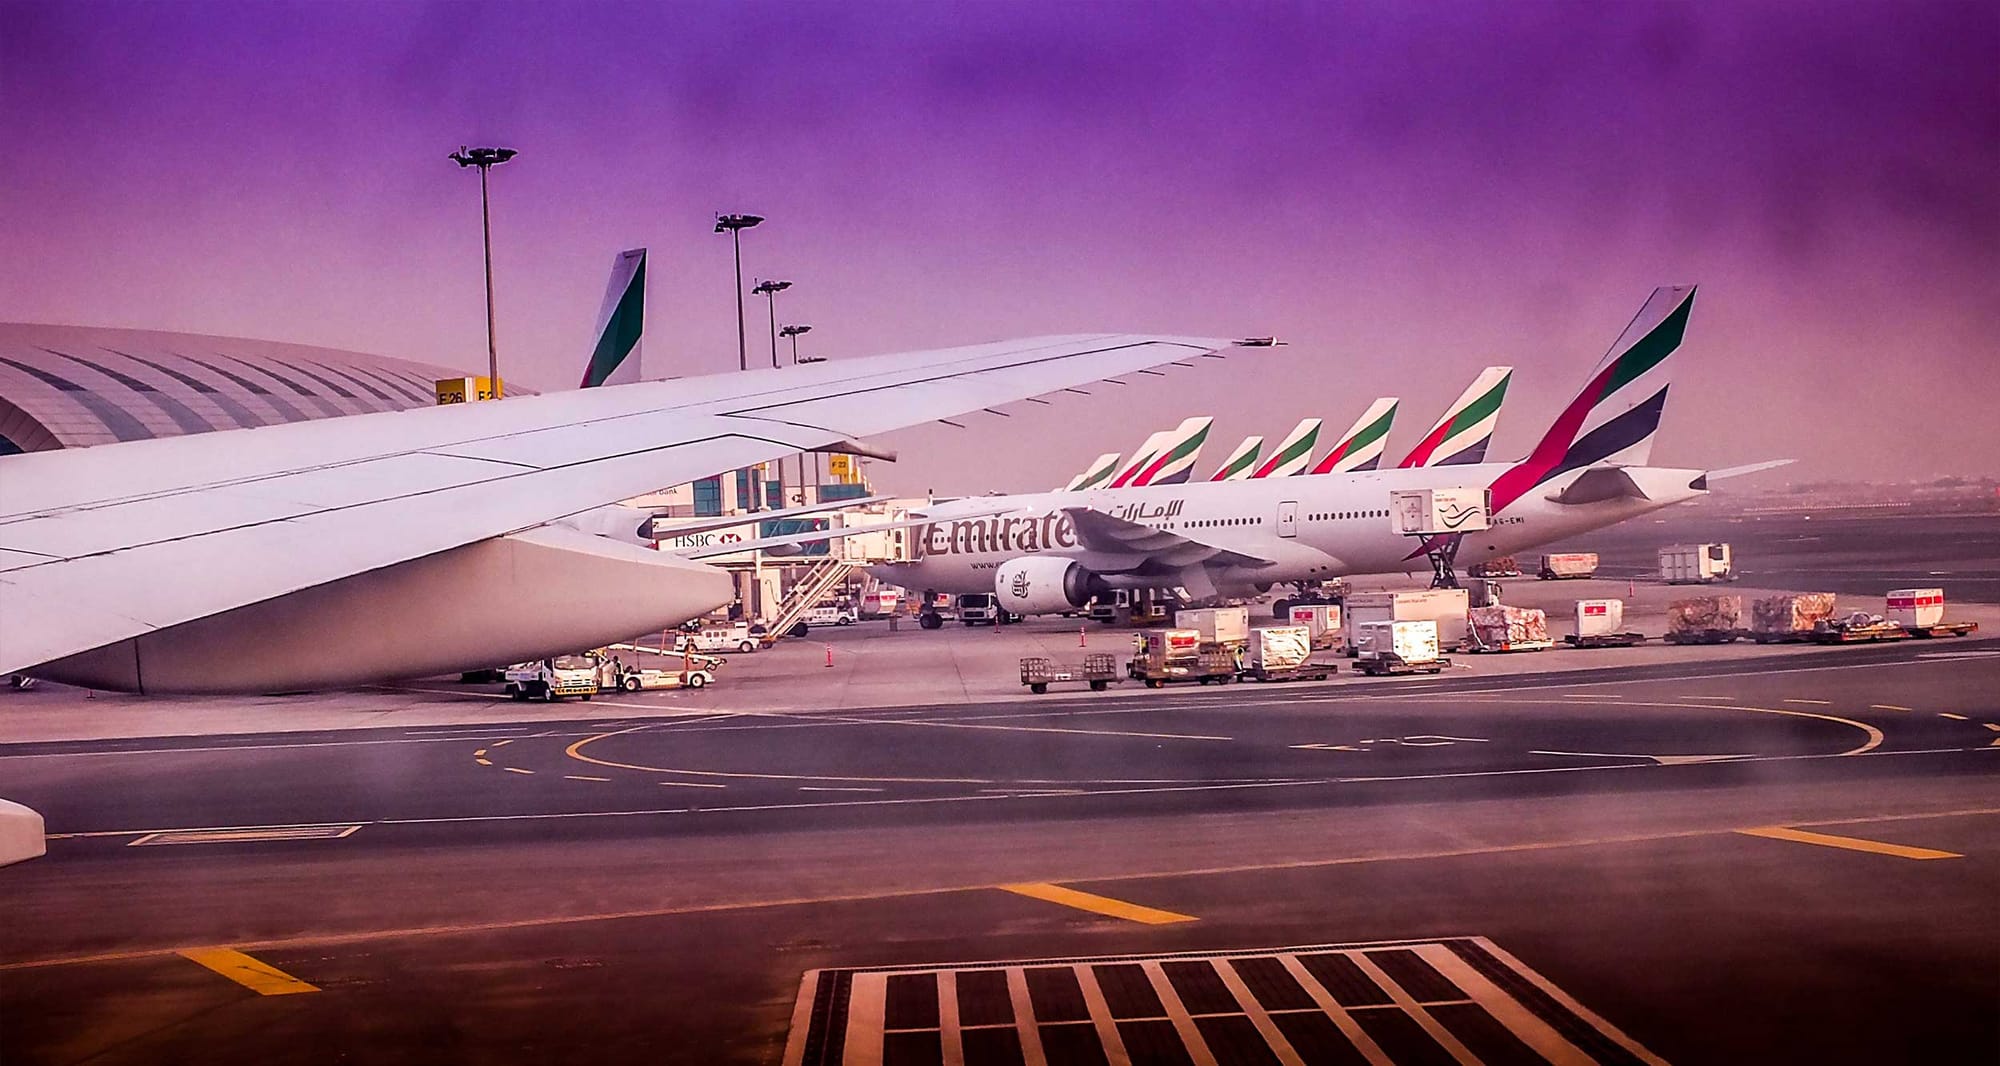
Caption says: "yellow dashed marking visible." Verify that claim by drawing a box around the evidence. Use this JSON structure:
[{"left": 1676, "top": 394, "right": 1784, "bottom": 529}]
[
  {"left": 1737, "top": 826, "right": 1961, "bottom": 861},
  {"left": 504, "top": 767, "right": 535, "bottom": 775},
  {"left": 1871, "top": 705, "right": 1913, "bottom": 712},
  {"left": 659, "top": 780, "right": 727, "bottom": 789},
  {"left": 475, "top": 758, "right": 491, "bottom": 766},
  {"left": 564, "top": 775, "right": 612, "bottom": 783},
  {"left": 473, "top": 749, "right": 487, "bottom": 757},
  {"left": 1782, "top": 699, "right": 1832, "bottom": 706},
  {"left": 998, "top": 882, "right": 1196, "bottom": 925},
  {"left": 1940, "top": 713, "right": 1970, "bottom": 721},
  {"left": 179, "top": 948, "right": 319, "bottom": 995},
  {"left": 491, "top": 739, "right": 513, "bottom": 747},
  {"left": 1984, "top": 724, "right": 2000, "bottom": 732}
]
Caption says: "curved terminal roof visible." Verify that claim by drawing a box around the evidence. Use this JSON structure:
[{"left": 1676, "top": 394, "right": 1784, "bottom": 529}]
[{"left": 0, "top": 323, "right": 532, "bottom": 454}]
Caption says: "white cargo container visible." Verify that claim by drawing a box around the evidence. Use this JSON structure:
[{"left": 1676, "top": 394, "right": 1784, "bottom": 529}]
[
  {"left": 1574, "top": 599, "right": 1626, "bottom": 638},
  {"left": 1245, "top": 626, "right": 1312, "bottom": 672},
  {"left": 1885, "top": 588, "right": 1945, "bottom": 628},
  {"left": 1389, "top": 487, "right": 1491, "bottom": 535},
  {"left": 1174, "top": 606, "right": 1251, "bottom": 646},
  {"left": 1659, "top": 543, "right": 1733, "bottom": 584},
  {"left": 1538, "top": 553, "right": 1599, "bottom": 580},
  {"left": 1286, "top": 603, "right": 1343, "bottom": 648},
  {"left": 1355, "top": 620, "right": 1440, "bottom": 663},
  {"left": 1344, "top": 588, "right": 1469, "bottom": 652}
]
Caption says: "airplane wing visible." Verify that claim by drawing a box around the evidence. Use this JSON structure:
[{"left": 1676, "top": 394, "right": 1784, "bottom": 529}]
[
  {"left": 1060, "top": 507, "right": 1275, "bottom": 570},
  {"left": 0, "top": 334, "right": 1231, "bottom": 674}
]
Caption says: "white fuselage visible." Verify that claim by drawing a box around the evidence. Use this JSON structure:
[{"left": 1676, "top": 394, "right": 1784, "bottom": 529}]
[{"left": 875, "top": 464, "right": 1706, "bottom": 598}]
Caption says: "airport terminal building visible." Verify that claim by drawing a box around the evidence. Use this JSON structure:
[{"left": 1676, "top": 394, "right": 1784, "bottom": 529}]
[{"left": 0, "top": 322, "right": 488, "bottom": 454}]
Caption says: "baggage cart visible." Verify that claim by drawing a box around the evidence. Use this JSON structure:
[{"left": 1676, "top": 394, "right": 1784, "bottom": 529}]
[
  {"left": 1240, "top": 626, "right": 1334, "bottom": 682},
  {"left": 1019, "top": 653, "right": 1121, "bottom": 694}
]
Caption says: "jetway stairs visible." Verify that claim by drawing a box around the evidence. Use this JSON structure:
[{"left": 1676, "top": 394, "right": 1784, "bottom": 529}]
[{"left": 763, "top": 557, "right": 858, "bottom": 644}]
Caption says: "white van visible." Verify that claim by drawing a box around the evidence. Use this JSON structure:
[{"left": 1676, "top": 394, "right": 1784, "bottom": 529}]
[
  {"left": 674, "top": 623, "right": 760, "bottom": 654},
  {"left": 803, "top": 603, "right": 858, "bottom": 626}
]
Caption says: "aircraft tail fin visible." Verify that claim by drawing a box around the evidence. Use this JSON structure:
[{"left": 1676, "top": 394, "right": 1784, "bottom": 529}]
[
  {"left": 1131, "top": 417, "right": 1214, "bottom": 486},
  {"left": 1108, "top": 431, "right": 1169, "bottom": 488},
  {"left": 1398, "top": 366, "right": 1512, "bottom": 468},
  {"left": 1064, "top": 452, "right": 1124, "bottom": 491},
  {"left": 578, "top": 248, "right": 648, "bottom": 388},
  {"left": 1210, "top": 436, "right": 1263, "bottom": 481},
  {"left": 1489, "top": 285, "right": 1696, "bottom": 511},
  {"left": 1309, "top": 398, "right": 1398, "bottom": 475},
  {"left": 1252, "top": 418, "right": 1321, "bottom": 478}
]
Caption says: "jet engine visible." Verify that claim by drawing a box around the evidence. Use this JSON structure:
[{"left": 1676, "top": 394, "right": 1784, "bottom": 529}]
[{"left": 994, "top": 557, "right": 1099, "bottom": 615}]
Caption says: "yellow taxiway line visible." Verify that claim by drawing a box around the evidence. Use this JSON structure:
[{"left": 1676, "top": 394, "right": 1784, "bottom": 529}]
[
  {"left": 179, "top": 948, "right": 319, "bottom": 995},
  {"left": 1735, "top": 826, "right": 1961, "bottom": 861},
  {"left": 998, "top": 882, "right": 1197, "bottom": 925}
]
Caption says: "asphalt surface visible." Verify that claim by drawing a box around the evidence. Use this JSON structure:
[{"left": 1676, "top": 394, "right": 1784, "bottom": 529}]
[
  {"left": 1571, "top": 509, "right": 2000, "bottom": 602},
  {"left": 3, "top": 640, "right": 1997, "bottom": 1064}
]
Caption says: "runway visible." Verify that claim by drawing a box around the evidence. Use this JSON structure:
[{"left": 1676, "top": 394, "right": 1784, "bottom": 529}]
[{"left": 3, "top": 642, "right": 1996, "bottom": 1064}]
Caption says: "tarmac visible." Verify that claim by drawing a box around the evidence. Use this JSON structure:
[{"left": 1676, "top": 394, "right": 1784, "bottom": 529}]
[{"left": 3, "top": 518, "right": 1997, "bottom": 1064}]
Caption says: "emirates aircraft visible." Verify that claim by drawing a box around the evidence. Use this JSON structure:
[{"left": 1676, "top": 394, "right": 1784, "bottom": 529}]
[{"left": 876, "top": 286, "right": 1779, "bottom": 612}]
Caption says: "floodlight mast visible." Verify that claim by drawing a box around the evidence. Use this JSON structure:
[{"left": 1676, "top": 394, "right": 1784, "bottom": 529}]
[
  {"left": 449, "top": 146, "right": 518, "bottom": 398},
  {"left": 714, "top": 213, "right": 765, "bottom": 371},
  {"left": 753, "top": 279, "right": 792, "bottom": 369}
]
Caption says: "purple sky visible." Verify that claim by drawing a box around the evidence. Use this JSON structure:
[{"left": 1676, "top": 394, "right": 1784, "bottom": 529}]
[{"left": 3, "top": 1, "right": 1995, "bottom": 489}]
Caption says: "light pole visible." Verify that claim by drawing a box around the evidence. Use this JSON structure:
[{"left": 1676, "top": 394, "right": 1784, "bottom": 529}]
[
  {"left": 780, "top": 323, "right": 813, "bottom": 365},
  {"left": 752, "top": 279, "right": 792, "bottom": 369},
  {"left": 714, "top": 213, "right": 764, "bottom": 371},
  {"left": 449, "top": 146, "right": 518, "bottom": 398},
  {"left": 781, "top": 324, "right": 816, "bottom": 503}
]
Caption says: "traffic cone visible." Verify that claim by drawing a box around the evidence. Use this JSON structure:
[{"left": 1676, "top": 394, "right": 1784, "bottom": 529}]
[
  {"left": 824, "top": 644, "right": 834, "bottom": 668},
  {"left": 1079, "top": 626, "right": 1087, "bottom": 648}
]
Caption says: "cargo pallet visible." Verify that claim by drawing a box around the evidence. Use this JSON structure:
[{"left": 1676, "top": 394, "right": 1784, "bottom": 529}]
[
  {"left": 1466, "top": 636, "right": 1553, "bottom": 654},
  {"left": 1355, "top": 655, "right": 1450, "bottom": 677},
  {"left": 1750, "top": 632, "right": 1814, "bottom": 645},
  {"left": 1663, "top": 628, "right": 1742, "bottom": 645},
  {"left": 1239, "top": 664, "right": 1336, "bottom": 683},
  {"left": 1809, "top": 620, "right": 1979, "bottom": 645},
  {"left": 1020, "top": 654, "right": 1120, "bottom": 694},
  {"left": 1564, "top": 632, "right": 1646, "bottom": 649}
]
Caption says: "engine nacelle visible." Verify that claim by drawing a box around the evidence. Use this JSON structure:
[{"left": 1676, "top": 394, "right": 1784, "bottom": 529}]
[{"left": 995, "top": 556, "right": 1098, "bottom": 615}]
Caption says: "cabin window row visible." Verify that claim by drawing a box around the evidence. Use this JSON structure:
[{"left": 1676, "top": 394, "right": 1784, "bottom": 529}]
[
  {"left": 1187, "top": 517, "right": 1263, "bottom": 528},
  {"left": 1308, "top": 509, "right": 1387, "bottom": 521}
]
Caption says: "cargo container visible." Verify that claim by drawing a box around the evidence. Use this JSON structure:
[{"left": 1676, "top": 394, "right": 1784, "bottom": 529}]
[
  {"left": 1537, "top": 553, "right": 1599, "bottom": 580},
  {"left": 1885, "top": 588, "right": 1944, "bottom": 628},
  {"left": 1127, "top": 629, "right": 1238, "bottom": 687},
  {"left": 1174, "top": 606, "right": 1251, "bottom": 647},
  {"left": 1343, "top": 588, "right": 1469, "bottom": 653},
  {"left": 1286, "top": 603, "right": 1343, "bottom": 649},
  {"left": 1574, "top": 599, "right": 1625, "bottom": 638},
  {"left": 1660, "top": 543, "right": 1733, "bottom": 584},
  {"left": 1750, "top": 593, "right": 1836, "bottom": 641},
  {"left": 1245, "top": 626, "right": 1311, "bottom": 670},
  {"left": 1353, "top": 620, "right": 1447, "bottom": 675},
  {"left": 1565, "top": 599, "right": 1645, "bottom": 648}
]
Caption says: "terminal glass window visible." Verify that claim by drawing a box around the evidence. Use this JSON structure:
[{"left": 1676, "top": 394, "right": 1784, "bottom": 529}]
[{"left": 693, "top": 476, "right": 723, "bottom": 517}]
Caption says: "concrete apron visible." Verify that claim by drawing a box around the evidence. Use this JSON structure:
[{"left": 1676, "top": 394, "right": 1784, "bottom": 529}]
[{"left": 0, "top": 798, "right": 47, "bottom": 866}]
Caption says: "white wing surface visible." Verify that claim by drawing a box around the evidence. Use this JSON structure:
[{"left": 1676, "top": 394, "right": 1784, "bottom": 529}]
[{"left": 0, "top": 334, "right": 1228, "bottom": 673}]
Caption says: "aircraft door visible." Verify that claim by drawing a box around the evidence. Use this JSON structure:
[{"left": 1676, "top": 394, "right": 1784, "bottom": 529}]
[{"left": 1277, "top": 500, "right": 1299, "bottom": 538}]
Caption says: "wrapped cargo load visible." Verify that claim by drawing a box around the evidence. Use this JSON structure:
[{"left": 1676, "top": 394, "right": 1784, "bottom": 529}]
[
  {"left": 1667, "top": 595, "right": 1743, "bottom": 641},
  {"left": 1751, "top": 593, "right": 1837, "bottom": 638},
  {"left": 1467, "top": 605, "right": 1550, "bottom": 650}
]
